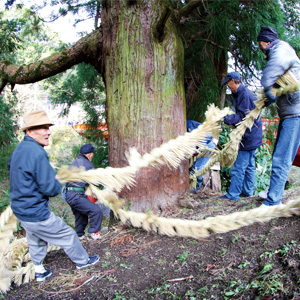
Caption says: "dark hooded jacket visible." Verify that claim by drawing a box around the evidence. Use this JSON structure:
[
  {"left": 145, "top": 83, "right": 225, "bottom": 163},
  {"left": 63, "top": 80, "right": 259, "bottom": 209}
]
[{"left": 224, "top": 84, "right": 262, "bottom": 151}]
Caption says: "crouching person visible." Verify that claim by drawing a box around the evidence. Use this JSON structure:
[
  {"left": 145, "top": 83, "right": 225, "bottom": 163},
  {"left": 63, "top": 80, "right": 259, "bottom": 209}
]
[
  {"left": 65, "top": 144, "right": 104, "bottom": 240},
  {"left": 9, "top": 110, "right": 99, "bottom": 283}
]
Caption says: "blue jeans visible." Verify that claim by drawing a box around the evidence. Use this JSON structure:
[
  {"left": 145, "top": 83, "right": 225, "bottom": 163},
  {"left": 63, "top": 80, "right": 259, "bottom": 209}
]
[
  {"left": 191, "top": 140, "right": 215, "bottom": 190},
  {"left": 226, "top": 149, "right": 256, "bottom": 201},
  {"left": 264, "top": 117, "right": 300, "bottom": 206}
]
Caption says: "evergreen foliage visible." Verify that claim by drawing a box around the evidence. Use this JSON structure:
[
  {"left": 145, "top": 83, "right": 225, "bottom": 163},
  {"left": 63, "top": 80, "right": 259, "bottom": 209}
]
[
  {"left": 42, "top": 62, "right": 107, "bottom": 145},
  {"left": 47, "top": 125, "right": 84, "bottom": 168},
  {"left": 0, "top": 94, "right": 18, "bottom": 179},
  {"left": 0, "top": 12, "right": 22, "bottom": 56},
  {"left": 1, "top": 5, "right": 66, "bottom": 62},
  {"left": 44, "top": 62, "right": 109, "bottom": 169},
  {"left": 43, "top": 64, "right": 105, "bottom": 116},
  {"left": 1, "top": 3, "right": 108, "bottom": 172},
  {"left": 181, "top": 0, "right": 300, "bottom": 122},
  {"left": 5, "top": 0, "right": 300, "bottom": 125}
]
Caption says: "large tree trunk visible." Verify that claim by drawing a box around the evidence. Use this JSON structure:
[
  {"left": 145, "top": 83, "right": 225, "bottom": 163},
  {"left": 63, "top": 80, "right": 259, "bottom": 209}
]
[{"left": 101, "top": 0, "right": 188, "bottom": 212}]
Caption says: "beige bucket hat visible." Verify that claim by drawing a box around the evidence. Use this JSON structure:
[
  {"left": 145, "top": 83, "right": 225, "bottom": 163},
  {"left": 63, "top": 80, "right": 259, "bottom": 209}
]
[{"left": 21, "top": 110, "right": 54, "bottom": 131}]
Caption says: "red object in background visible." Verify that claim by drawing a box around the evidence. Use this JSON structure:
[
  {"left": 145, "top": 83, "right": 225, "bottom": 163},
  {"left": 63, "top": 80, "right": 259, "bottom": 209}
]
[
  {"left": 261, "top": 117, "right": 300, "bottom": 168},
  {"left": 73, "top": 123, "right": 108, "bottom": 139},
  {"left": 87, "top": 195, "right": 97, "bottom": 203},
  {"left": 261, "top": 117, "right": 279, "bottom": 145},
  {"left": 293, "top": 145, "right": 300, "bottom": 167}
]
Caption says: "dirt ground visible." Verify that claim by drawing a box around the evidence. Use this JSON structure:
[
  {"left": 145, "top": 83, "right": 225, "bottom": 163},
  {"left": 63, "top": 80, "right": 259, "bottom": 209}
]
[{"left": 3, "top": 170, "right": 300, "bottom": 300}]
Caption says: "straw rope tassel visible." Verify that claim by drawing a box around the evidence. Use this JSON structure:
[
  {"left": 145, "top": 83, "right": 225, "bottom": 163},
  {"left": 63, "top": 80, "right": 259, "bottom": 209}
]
[
  {"left": 0, "top": 237, "right": 61, "bottom": 292},
  {"left": 0, "top": 206, "right": 18, "bottom": 240}
]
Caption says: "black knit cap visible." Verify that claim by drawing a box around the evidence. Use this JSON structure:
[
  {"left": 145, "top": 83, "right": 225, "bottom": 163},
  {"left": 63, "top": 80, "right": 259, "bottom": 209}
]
[{"left": 257, "top": 26, "right": 278, "bottom": 42}]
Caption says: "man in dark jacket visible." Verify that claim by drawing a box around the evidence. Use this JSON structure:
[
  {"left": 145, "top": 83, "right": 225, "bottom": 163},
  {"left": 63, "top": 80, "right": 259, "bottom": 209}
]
[
  {"left": 9, "top": 110, "right": 99, "bottom": 283},
  {"left": 66, "top": 144, "right": 103, "bottom": 240},
  {"left": 219, "top": 72, "right": 263, "bottom": 201},
  {"left": 257, "top": 26, "right": 300, "bottom": 208}
]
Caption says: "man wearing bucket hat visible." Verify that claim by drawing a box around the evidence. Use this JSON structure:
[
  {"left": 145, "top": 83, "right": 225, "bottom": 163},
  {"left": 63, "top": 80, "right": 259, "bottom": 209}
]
[
  {"left": 65, "top": 143, "right": 106, "bottom": 240},
  {"left": 9, "top": 110, "right": 100, "bottom": 283},
  {"left": 257, "top": 26, "right": 300, "bottom": 208},
  {"left": 218, "top": 72, "right": 262, "bottom": 202}
]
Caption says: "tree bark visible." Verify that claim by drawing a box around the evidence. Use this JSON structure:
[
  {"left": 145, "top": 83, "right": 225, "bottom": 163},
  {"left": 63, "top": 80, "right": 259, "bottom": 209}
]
[{"left": 101, "top": 0, "right": 189, "bottom": 212}]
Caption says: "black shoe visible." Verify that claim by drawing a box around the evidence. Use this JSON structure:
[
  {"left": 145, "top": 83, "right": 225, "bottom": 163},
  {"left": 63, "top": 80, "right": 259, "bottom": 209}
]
[
  {"left": 218, "top": 195, "right": 237, "bottom": 201},
  {"left": 240, "top": 193, "right": 251, "bottom": 198},
  {"left": 76, "top": 255, "right": 100, "bottom": 270},
  {"left": 35, "top": 269, "right": 52, "bottom": 282}
]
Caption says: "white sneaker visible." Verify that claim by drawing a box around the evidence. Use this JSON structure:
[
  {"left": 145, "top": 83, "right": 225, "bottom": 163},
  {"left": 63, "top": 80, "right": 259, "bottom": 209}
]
[
  {"left": 78, "top": 234, "right": 87, "bottom": 240},
  {"left": 258, "top": 190, "right": 268, "bottom": 199},
  {"left": 35, "top": 269, "right": 52, "bottom": 282},
  {"left": 76, "top": 255, "right": 100, "bottom": 270},
  {"left": 259, "top": 203, "right": 284, "bottom": 209},
  {"left": 259, "top": 204, "right": 269, "bottom": 209},
  {"left": 91, "top": 231, "right": 102, "bottom": 240}
]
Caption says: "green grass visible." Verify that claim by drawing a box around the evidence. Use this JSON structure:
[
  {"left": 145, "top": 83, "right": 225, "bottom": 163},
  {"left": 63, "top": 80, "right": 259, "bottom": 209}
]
[{"left": 0, "top": 179, "right": 10, "bottom": 213}]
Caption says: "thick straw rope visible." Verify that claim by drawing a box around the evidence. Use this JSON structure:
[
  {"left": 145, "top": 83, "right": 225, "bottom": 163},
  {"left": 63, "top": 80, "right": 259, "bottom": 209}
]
[
  {"left": 0, "top": 236, "right": 61, "bottom": 292},
  {"left": 0, "top": 205, "right": 60, "bottom": 292},
  {"left": 189, "top": 71, "right": 297, "bottom": 185},
  {"left": 1, "top": 72, "right": 299, "bottom": 293},
  {"left": 89, "top": 183, "right": 300, "bottom": 239},
  {"left": 0, "top": 205, "right": 18, "bottom": 239},
  {"left": 59, "top": 71, "right": 300, "bottom": 241},
  {"left": 57, "top": 104, "right": 232, "bottom": 191},
  {"left": 189, "top": 97, "right": 265, "bottom": 187}
]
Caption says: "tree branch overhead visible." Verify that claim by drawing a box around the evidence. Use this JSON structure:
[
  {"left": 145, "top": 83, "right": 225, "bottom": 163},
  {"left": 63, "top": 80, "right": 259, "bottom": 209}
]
[{"left": 0, "top": 29, "right": 103, "bottom": 94}]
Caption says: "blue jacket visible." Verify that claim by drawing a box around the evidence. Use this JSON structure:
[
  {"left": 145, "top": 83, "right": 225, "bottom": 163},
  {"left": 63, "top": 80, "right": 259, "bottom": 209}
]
[
  {"left": 224, "top": 84, "right": 262, "bottom": 151},
  {"left": 9, "top": 136, "right": 61, "bottom": 222},
  {"left": 66, "top": 153, "right": 94, "bottom": 189},
  {"left": 262, "top": 39, "right": 300, "bottom": 120}
]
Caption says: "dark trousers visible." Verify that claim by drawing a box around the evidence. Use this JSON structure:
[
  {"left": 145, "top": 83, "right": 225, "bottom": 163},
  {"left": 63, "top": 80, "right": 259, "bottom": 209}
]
[{"left": 66, "top": 191, "right": 103, "bottom": 237}]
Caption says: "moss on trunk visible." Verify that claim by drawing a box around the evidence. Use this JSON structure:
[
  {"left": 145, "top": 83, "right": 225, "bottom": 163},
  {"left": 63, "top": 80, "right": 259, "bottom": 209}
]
[{"left": 102, "top": 0, "right": 188, "bottom": 212}]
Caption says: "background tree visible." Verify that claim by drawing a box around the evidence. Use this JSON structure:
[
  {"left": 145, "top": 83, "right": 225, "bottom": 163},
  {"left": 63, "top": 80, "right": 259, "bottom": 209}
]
[{"left": 1, "top": 0, "right": 300, "bottom": 212}]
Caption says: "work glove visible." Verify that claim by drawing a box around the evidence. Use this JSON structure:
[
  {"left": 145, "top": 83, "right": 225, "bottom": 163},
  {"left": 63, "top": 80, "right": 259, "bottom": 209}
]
[{"left": 265, "top": 89, "right": 278, "bottom": 106}]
